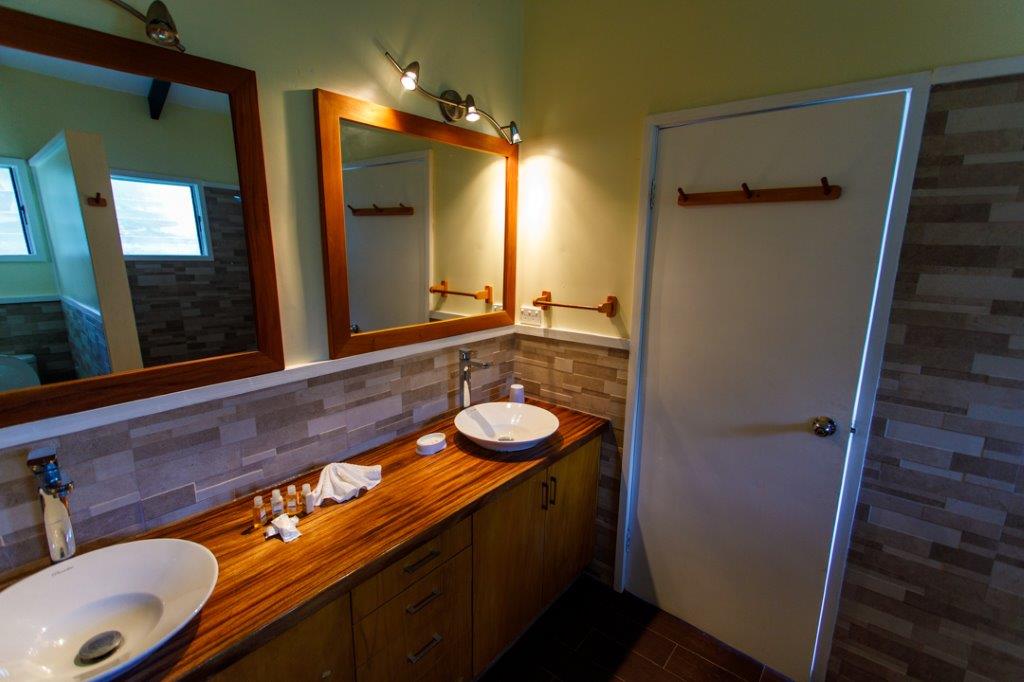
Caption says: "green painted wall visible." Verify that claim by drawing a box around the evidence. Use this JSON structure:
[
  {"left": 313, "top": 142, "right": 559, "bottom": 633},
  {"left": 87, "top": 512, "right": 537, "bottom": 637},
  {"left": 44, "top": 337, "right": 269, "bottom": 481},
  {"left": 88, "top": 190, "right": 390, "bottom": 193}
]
[{"left": 519, "top": 0, "right": 1024, "bottom": 336}]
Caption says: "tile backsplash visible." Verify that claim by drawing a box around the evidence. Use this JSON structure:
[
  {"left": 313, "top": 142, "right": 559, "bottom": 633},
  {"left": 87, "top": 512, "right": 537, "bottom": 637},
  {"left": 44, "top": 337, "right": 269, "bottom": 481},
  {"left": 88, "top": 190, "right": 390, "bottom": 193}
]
[
  {"left": 0, "top": 332, "right": 629, "bottom": 582},
  {"left": 0, "top": 336, "right": 513, "bottom": 577}
]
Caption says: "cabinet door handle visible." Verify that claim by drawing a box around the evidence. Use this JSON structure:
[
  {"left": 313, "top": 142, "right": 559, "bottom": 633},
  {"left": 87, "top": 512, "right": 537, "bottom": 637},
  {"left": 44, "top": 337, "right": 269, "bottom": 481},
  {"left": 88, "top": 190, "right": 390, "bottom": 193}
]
[
  {"left": 407, "top": 633, "right": 443, "bottom": 664},
  {"left": 541, "top": 481, "right": 549, "bottom": 510},
  {"left": 403, "top": 548, "right": 440, "bottom": 574},
  {"left": 406, "top": 587, "right": 442, "bottom": 614},
  {"left": 549, "top": 476, "right": 558, "bottom": 506}
]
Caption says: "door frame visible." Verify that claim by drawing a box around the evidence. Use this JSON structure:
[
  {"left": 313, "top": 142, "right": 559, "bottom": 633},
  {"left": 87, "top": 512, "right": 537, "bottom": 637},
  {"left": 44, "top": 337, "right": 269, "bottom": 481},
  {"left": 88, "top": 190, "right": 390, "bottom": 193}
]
[{"left": 615, "top": 73, "right": 930, "bottom": 680}]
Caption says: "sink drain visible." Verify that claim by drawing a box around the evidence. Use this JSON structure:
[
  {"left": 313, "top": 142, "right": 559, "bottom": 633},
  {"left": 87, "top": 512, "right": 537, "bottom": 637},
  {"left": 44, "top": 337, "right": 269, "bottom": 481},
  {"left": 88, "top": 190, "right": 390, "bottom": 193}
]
[{"left": 75, "top": 630, "right": 124, "bottom": 666}]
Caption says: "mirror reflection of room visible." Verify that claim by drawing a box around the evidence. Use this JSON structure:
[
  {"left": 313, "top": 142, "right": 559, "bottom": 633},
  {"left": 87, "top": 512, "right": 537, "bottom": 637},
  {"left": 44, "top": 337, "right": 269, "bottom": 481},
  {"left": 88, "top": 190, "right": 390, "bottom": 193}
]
[
  {"left": 340, "top": 121, "right": 505, "bottom": 333},
  {"left": 0, "top": 46, "right": 257, "bottom": 393}
]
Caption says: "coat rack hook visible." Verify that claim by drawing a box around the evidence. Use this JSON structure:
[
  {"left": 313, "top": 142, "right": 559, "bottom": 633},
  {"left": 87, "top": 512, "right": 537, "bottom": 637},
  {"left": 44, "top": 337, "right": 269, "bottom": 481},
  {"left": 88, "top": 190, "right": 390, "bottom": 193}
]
[
  {"left": 741, "top": 182, "right": 753, "bottom": 199},
  {"left": 677, "top": 187, "right": 688, "bottom": 203},
  {"left": 821, "top": 176, "right": 832, "bottom": 195}
]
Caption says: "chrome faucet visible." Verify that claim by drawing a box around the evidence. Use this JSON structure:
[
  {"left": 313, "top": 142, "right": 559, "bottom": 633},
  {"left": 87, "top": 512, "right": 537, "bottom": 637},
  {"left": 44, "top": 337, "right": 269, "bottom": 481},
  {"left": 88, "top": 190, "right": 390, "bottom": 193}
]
[
  {"left": 28, "top": 447, "right": 76, "bottom": 562},
  {"left": 458, "top": 348, "right": 491, "bottom": 409}
]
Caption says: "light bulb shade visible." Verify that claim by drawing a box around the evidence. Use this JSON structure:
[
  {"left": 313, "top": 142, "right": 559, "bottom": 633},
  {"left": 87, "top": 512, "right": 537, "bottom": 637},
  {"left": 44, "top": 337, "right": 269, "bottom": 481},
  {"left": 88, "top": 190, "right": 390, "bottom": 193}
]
[
  {"left": 465, "top": 94, "right": 480, "bottom": 122},
  {"left": 509, "top": 121, "right": 521, "bottom": 144},
  {"left": 144, "top": 1, "right": 179, "bottom": 45},
  {"left": 401, "top": 61, "right": 420, "bottom": 90}
]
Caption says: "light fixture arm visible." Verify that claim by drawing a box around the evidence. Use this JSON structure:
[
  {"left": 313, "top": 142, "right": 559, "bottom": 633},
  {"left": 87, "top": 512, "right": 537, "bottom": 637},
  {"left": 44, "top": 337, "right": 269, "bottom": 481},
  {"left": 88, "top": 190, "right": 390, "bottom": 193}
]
[
  {"left": 384, "top": 51, "right": 519, "bottom": 144},
  {"left": 103, "top": 0, "right": 185, "bottom": 52}
]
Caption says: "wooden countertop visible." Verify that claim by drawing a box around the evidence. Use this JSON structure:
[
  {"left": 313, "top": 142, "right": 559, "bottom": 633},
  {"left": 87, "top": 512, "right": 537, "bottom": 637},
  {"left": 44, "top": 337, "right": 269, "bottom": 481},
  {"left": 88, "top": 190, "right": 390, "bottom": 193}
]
[{"left": 117, "top": 401, "right": 607, "bottom": 680}]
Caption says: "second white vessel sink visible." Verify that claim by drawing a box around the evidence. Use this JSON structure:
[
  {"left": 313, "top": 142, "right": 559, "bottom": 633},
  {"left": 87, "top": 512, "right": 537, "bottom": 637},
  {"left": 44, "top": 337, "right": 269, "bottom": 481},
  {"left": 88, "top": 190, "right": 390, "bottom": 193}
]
[
  {"left": 455, "top": 402, "right": 560, "bottom": 451},
  {"left": 0, "top": 538, "right": 218, "bottom": 681}
]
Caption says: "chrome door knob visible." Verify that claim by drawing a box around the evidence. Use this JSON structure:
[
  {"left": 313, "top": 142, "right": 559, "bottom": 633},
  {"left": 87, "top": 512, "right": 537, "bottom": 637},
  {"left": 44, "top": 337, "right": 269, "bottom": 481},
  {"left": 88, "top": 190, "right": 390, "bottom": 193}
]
[{"left": 812, "top": 416, "right": 837, "bottom": 437}]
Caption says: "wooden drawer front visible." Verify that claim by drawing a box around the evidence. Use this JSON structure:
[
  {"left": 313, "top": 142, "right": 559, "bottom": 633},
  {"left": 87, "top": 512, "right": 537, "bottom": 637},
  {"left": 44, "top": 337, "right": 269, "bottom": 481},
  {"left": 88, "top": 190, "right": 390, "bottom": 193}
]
[
  {"left": 353, "top": 517, "right": 471, "bottom": 621},
  {"left": 354, "top": 548, "right": 471, "bottom": 682},
  {"left": 209, "top": 594, "right": 355, "bottom": 681}
]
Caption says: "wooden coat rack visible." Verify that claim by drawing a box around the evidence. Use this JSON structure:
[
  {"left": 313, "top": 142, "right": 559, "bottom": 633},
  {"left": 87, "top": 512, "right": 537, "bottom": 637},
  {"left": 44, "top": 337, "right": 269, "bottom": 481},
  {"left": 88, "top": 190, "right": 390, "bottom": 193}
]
[
  {"left": 347, "top": 203, "right": 414, "bottom": 216},
  {"left": 533, "top": 291, "right": 617, "bottom": 318},
  {"left": 429, "top": 280, "right": 493, "bottom": 306},
  {"left": 677, "top": 177, "right": 841, "bottom": 207}
]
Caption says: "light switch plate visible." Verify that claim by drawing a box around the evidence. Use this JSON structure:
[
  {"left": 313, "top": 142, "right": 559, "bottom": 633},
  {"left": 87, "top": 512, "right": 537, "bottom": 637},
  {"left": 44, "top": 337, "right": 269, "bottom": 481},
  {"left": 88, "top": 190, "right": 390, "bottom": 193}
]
[{"left": 520, "top": 305, "right": 542, "bottom": 326}]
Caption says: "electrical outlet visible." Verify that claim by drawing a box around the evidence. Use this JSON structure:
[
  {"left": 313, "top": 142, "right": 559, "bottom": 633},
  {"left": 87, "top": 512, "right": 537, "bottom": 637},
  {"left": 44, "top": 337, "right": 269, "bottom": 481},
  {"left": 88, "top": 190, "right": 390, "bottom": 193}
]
[
  {"left": 492, "top": 303, "right": 503, "bottom": 312},
  {"left": 520, "top": 305, "right": 542, "bottom": 326}
]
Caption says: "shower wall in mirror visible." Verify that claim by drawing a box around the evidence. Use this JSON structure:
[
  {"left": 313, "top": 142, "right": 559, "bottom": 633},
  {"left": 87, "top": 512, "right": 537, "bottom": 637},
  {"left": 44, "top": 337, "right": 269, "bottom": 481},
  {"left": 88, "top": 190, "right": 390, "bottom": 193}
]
[
  {"left": 0, "top": 7, "right": 281, "bottom": 426},
  {"left": 0, "top": 46, "right": 255, "bottom": 388}
]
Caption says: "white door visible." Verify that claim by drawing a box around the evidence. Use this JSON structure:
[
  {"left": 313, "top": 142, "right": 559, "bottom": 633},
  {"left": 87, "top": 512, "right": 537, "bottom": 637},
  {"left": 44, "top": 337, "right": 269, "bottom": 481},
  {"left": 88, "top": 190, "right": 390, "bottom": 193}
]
[
  {"left": 343, "top": 152, "right": 430, "bottom": 332},
  {"left": 628, "top": 93, "right": 911, "bottom": 679}
]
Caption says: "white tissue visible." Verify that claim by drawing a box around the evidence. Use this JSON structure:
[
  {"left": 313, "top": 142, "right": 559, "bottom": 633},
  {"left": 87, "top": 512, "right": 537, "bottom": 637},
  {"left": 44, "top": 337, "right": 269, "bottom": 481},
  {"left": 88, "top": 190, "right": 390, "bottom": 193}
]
[
  {"left": 313, "top": 462, "right": 382, "bottom": 506},
  {"left": 267, "top": 513, "right": 301, "bottom": 542}
]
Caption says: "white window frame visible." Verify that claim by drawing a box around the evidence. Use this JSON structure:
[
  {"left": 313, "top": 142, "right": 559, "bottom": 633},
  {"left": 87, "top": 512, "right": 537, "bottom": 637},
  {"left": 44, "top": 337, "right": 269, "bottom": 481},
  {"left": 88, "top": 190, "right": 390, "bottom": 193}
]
[
  {"left": 110, "top": 170, "right": 214, "bottom": 261},
  {"left": 0, "top": 156, "right": 47, "bottom": 262}
]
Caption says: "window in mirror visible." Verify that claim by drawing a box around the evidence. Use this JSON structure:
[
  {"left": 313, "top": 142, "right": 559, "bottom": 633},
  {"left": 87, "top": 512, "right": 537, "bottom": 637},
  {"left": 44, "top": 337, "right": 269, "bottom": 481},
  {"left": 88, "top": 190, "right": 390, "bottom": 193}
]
[
  {"left": 0, "top": 43, "right": 259, "bottom": 393},
  {"left": 0, "top": 158, "right": 34, "bottom": 257},
  {"left": 110, "top": 174, "right": 209, "bottom": 258}
]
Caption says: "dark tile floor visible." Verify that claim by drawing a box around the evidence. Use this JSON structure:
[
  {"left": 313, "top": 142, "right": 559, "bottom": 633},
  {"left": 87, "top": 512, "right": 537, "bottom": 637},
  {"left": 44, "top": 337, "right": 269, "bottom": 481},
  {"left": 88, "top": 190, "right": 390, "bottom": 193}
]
[{"left": 482, "top": 575, "right": 791, "bottom": 682}]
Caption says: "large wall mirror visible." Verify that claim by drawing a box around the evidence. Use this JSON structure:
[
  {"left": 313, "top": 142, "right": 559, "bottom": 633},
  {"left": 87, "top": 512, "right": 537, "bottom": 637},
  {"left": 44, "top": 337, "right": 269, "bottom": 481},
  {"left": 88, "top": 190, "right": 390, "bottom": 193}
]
[
  {"left": 314, "top": 90, "right": 516, "bottom": 357},
  {"left": 0, "top": 8, "right": 282, "bottom": 426}
]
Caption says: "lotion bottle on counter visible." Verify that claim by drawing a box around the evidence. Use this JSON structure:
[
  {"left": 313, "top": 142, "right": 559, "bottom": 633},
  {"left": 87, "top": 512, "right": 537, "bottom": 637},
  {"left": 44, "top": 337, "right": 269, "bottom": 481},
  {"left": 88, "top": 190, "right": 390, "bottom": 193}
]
[
  {"left": 303, "top": 483, "right": 315, "bottom": 515},
  {"left": 286, "top": 484, "right": 298, "bottom": 515},
  {"left": 270, "top": 488, "right": 284, "bottom": 516},
  {"left": 252, "top": 495, "right": 267, "bottom": 530}
]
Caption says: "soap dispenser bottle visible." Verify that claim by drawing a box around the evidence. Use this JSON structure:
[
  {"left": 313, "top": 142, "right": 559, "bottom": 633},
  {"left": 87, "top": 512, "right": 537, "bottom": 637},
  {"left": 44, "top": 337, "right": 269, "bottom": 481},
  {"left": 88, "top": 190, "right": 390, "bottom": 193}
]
[{"left": 27, "top": 447, "right": 76, "bottom": 562}]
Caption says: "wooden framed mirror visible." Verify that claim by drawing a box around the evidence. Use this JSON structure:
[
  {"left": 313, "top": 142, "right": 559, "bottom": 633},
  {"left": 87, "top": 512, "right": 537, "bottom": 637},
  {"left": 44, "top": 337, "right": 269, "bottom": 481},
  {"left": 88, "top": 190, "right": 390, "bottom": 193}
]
[
  {"left": 314, "top": 89, "right": 517, "bottom": 358},
  {"left": 0, "top": 8, "right": 283, "bottom": 427}
]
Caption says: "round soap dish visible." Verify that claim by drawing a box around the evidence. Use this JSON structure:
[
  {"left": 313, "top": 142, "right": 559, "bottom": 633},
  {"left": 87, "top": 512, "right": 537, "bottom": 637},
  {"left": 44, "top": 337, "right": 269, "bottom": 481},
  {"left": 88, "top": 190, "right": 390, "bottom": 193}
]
[{"left": 416, "top": 432, "right": 447, "bottom": 456}]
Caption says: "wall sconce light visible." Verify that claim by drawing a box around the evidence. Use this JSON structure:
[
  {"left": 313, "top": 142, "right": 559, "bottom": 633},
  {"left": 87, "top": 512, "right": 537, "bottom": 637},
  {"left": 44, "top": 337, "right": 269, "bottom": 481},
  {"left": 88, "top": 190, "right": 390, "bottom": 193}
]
[
  {"left": 104, "top": 0, "right": 185, "bottom": 52},
  {"left": 384, "top": 52, "right": 521, "bottom": 145}
]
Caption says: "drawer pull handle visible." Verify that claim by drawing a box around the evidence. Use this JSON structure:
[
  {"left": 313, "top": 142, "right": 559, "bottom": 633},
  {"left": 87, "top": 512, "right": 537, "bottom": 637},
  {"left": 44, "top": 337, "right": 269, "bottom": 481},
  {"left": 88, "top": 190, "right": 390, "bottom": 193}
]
[
  {"left": 541, "top": 481, "right": 549, "bottom": 510},
  {"left": 407, "top": 633, "right": 443, "bottom": 664},
  {"left": 403, "top": 548, "right": 440, "bottom": 574},
  {"left": 550, "top": 476, "right": 558, "bottom": 506},
  {"left": 406, "top": 587, "right": 442, "bottom": 614}
]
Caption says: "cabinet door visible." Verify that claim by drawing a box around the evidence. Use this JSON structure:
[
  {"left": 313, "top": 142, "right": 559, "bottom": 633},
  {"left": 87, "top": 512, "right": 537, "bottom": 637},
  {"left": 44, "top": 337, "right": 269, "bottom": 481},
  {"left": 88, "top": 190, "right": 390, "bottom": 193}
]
[
  {"left": 542, "top": 437, "right": 601, "bottom": 605},
  {"left": 472, "top": 468, "right": 548, "bottom": 676},
  {"left": 209, "top": 594, "right": 355, "bottom": 681}
]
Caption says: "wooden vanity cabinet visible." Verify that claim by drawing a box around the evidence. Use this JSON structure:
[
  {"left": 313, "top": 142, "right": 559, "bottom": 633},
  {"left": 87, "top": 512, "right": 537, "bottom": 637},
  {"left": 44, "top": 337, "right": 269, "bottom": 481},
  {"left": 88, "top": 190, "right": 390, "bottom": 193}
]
[
  {"left": 209, "top": 594, "right": 355, "bottom": 682},
  {"left": 472, "top": 437, "right": 602, "bottom": 675}
]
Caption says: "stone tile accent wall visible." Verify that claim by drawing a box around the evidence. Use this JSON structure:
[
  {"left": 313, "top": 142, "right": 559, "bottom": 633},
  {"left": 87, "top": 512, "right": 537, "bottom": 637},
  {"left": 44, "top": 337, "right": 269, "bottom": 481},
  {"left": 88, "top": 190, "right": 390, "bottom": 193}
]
[
  {"left": 828, "top": 75, "right": 1024, "bottom": 680},
  {"left": 513, "top": 335, "right": 628, "bottom": 583},
  {"left": 61, "top": 298, "right": 111, "bottom": 378},
  {"left": 0, "top": 336, "right": 512, "bottom": 577},
  {"left": 125, "top": 186, "right": 257, "bottom": 367},
  {"left": 0, "top": 300, "right": 74, "bottom": 383}
]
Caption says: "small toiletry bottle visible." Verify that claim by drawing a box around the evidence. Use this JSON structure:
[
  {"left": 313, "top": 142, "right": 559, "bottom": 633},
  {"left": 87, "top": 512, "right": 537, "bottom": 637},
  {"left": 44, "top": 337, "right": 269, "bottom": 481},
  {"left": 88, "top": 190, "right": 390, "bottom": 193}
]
[
  {"left": 252, "top": 495, "right": 267, "bottom": 530},
  {"left": 286, "top": 484, "right": 298, "bottom": 515},
  {"left": 270, "top": 488, "right": 284, "bottom": 516},
  {"left": 303, "top": 483, "right": 315, "bottom": 515}
]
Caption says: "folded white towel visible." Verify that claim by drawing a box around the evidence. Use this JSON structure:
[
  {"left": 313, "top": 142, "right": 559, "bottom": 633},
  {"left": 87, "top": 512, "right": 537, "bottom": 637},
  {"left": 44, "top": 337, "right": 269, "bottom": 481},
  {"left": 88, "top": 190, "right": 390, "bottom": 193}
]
[
  {"left": 267, "top": 513, "right": 301, "bottom": 542},
  {"left": 313, "top": 462, "right": 382, "bottom": 506}
]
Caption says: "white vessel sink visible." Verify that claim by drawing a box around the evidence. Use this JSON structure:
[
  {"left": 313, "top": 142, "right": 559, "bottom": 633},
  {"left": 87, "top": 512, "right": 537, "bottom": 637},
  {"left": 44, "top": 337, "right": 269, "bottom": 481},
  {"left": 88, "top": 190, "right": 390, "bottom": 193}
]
[
  {"left": 0, "top": 538, "right": 218, "bottom": 681},
  {"left": 455, "top": 402, "right": 560, "bottom": 452}
]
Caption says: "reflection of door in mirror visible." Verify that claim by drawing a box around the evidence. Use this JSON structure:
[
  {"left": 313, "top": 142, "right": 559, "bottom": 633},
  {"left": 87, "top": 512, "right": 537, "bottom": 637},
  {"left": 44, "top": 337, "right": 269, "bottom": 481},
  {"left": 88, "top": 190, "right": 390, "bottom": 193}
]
[
  {"left": 340, "top": 121, "right": 506, "bottom": 334},
  {"left": 344, "top": 151, "right": 430, "bottom": 332},
  {"left": 0, "top": 45, "right": 257, "bottom": 393}
]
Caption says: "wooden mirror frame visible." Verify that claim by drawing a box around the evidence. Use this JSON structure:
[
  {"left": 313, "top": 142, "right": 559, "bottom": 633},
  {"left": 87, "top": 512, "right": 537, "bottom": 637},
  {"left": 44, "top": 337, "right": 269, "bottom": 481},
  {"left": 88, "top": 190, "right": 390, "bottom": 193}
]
[
  {"left": 314, "top": 89, "right": 517, "bottom": 358},
  {"left": 0, "top": 8, "right": 284, "bottom": 427}
]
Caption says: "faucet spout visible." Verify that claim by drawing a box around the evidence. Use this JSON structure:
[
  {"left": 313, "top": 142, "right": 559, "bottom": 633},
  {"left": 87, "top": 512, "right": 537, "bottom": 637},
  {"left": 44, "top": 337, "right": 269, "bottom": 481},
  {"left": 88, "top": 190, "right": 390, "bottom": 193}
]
[{"left": 458, "top": 348, "right": 491, "bottom": 409}]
